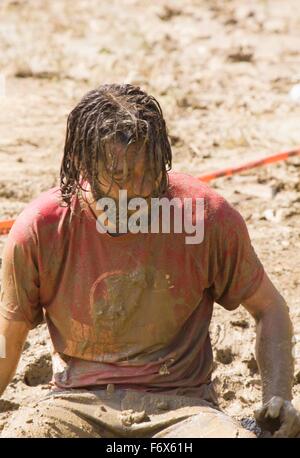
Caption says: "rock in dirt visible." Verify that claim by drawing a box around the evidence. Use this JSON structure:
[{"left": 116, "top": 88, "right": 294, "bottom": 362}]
[
  {"left": 223, "top": 390, "right": 236, "bottom": 401},
  {"left": 230, "top": 319, "right": 249, "bottom": 329},
  {"left": 289, "top": 84, "right": 300, "bottom": 104},
  {"left": 227, "top": 46, "right": 254, "bottom": 63},
  {"left": 216, "top": 347, "right": 234, "bottom": 365},
  {"left": 158, "top": 6, "right": 182, "bottom": 21}
]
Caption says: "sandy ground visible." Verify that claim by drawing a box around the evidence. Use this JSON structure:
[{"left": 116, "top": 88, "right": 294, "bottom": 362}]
[{"left": 0, "top": 0, "right": 300, "bottom": 436}]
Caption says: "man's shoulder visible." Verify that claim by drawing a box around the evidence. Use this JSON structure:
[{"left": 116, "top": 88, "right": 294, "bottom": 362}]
[
  {"left": 8, "top": 187, "right": 69, "bottom": 243},
  {"left": 167, "top": 171, "right": 248, "bottom": 233},
  {"left": 168, "top": 171, "right": 233, "bottom": 216},
  {"left": 168, "top": 171, "right": 219, "bottom": 198}
]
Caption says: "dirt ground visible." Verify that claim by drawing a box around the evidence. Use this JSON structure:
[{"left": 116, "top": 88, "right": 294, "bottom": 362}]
[{"left": 0, "top": 0, "right": 300, "bottom": 436}]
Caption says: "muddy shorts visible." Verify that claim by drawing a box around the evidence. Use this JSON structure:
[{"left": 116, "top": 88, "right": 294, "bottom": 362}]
[{"left": 1, "top": 387, "right": 255, "bottom": 438}]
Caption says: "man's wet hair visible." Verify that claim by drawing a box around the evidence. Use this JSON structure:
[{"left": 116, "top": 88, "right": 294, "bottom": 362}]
[{"left": 60, "top": 83, "right": 172, "bottom": 204}]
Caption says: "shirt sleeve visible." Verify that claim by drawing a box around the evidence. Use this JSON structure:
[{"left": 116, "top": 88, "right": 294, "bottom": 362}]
[
  {"left": 208, "top": 198, "right": 264, "bottom": 310},
  {"left": 0, "top": 215, "right": 43, "bottom": 329}
]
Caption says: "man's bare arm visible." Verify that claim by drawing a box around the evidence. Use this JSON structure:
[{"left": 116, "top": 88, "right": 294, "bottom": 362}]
[
  {"left": 242, "top": 272, "right": 300, "bottom": 437},
  {"left": 242, "top": 272, "right": 294, "bottom": 403},
  {"left": 0, "top": 315, "right": 29, "bottom": 397}
]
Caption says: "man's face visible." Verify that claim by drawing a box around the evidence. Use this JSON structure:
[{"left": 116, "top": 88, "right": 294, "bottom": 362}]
[{"left": 97, "top": 142, "right": 161, "bottom": 201}]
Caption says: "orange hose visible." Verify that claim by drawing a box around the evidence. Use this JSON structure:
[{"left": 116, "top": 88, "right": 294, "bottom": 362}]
[
  {"left": 199, "top": 147, "right": 300, "bottom": 182},
  {"left": 0, "top": 220, "right": 14, "bottom": 236},
  {"left": 0, "top": 147, "right": 300, "bottom": 236}
]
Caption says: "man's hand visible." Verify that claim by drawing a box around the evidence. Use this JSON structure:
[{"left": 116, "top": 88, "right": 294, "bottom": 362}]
[{"left": 255, "top": 396, "right": 300, "bottom": 438}]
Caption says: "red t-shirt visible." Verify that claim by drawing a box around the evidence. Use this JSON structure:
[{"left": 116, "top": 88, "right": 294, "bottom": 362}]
[{"left": 0, "top": 172, "right": 264, "bottom": 404}]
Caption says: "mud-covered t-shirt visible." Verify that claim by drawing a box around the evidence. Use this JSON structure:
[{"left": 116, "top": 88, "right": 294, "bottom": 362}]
[{"left": 0, "top": 172, "right": 264, "bottom": 404}]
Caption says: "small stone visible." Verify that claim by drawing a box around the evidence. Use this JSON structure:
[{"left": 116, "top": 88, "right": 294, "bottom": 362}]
[
  {"left": 223, "top": 390, "right": 235, "bottom": 401},
  {"left": 216, "top": 348, "right": 234, "bottom": 365},
  {"left": 262, "top": 209, "right": 283, "bottom": 223},
  {"left": 289, "top": 84, "right": 300, "bottom": 103},
  {"left": 227, "top": 46, "right": 254, "bottom": 63},
  {"left": 230, "top": 319, "right": 249, "bottom": 329}
]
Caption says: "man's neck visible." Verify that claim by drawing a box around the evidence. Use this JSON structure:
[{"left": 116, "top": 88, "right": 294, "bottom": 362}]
[{"left": 81, "top": 184, "right": 122, "bottom": 236}]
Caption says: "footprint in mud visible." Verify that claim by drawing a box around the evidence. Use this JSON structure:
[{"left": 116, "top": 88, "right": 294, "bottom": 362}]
[{"left": 23, "top": 354, "right": 52, "bottom": 387}]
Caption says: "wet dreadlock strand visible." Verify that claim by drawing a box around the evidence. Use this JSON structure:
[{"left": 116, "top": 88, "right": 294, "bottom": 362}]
[{"left": 60, "top": 84, "right": 172, "bottom": 205}]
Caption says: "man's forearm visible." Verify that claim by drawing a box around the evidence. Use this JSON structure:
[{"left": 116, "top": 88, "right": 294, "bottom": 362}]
[
  {"left": 255, "top": 302, "right": 294, "bottom": 404},
  {"left": 0, "top": 358, "right": 19, "bottom": 397},
  {"left": 0, "top": 317, "right": 29, "bottom": 397}
]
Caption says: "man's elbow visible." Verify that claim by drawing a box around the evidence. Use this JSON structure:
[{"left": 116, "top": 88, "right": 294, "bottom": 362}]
[{"left": 255, "top": 298, "right": 291, "bottom": 324}]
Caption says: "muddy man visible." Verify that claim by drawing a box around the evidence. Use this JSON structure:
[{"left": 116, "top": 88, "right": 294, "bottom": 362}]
[{"left": 0, "top": 84, "right": 299, "bottom": 438}]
